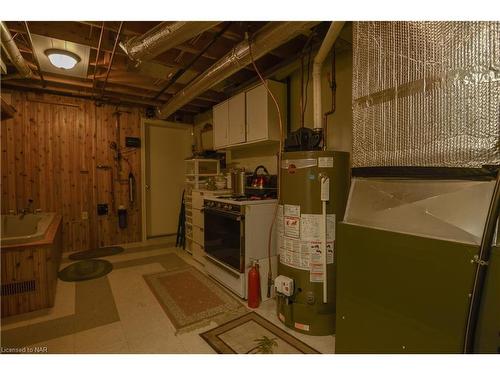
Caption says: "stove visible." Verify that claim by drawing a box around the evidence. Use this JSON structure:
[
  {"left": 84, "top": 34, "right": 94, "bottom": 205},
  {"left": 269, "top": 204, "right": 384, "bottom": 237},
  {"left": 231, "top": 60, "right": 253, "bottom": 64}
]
[
  {"left": 203, "top": 195, "right": 278, "bottom": 299},
  {"left": 207, "top": 195, "right": 277, "bottom": 206},
  {"left": 216, "top": 195, "right": 276, "bottom": 202}
]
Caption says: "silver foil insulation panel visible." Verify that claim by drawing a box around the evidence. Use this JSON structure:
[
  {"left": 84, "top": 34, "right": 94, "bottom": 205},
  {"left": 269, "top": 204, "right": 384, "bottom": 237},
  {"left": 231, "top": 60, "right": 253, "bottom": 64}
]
[{"left": 352, "top": 22, "right": 500, "bottom": 168}]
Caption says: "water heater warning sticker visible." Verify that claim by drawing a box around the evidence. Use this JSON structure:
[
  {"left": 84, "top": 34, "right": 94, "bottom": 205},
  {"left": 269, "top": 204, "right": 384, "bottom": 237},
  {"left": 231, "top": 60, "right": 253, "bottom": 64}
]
[
  {"left": 280, "top": 237, "right": 311, "bottom": 270},
  {"left": 284, "top": 217, "right": 300, "bottom": 238},
  {"left": 300, "top": 214, "right": 336, "bottom": 242},
  {"left": 284, "top": 204, "right": 301, "bottom": 238},
  {"left": 318, "top": 156, "right": 334, "bottom": 168},
  {"left": 309, "top": 240, "right": 335, "bottom": 282},
  {"left": 284, "top": 204, "right": 300, "bottom": 217},
  {"left": 294, "top": 322, "right": 310, "bottom": 332}
]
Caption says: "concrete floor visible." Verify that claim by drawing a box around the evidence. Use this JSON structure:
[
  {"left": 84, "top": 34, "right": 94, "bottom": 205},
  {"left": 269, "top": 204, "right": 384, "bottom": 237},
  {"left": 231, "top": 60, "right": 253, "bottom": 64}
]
[{"left": 1, "top": 238, "right": 334, "bottom": 354}]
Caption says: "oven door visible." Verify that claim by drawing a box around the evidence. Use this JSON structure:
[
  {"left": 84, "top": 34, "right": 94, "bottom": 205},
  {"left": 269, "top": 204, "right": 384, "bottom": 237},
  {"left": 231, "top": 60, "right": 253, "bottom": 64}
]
[{"left": 203, "top": 207, "right": 244, "bottom": 273}]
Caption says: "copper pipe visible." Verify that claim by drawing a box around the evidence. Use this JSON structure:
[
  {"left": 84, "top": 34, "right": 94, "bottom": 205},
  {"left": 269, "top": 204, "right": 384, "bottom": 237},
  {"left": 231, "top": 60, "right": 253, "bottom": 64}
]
[
  {"left": 92, "top": 22, "right": 105, "bottom": 91},
  {"left": 23, "top": 21, "right": 45, "bottom": 87},
  {"left": 100, "top": 21, "right": 123, "bottom": 97}
]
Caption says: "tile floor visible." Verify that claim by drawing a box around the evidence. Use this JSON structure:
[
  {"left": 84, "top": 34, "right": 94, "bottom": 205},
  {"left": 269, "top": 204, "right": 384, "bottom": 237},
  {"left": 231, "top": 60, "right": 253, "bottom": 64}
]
[{"left": 1, "top": 238, "right": 335, "bottom": 354}]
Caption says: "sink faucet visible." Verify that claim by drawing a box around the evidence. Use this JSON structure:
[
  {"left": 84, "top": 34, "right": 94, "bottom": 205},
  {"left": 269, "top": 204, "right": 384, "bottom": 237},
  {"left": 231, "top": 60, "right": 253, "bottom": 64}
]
[{"left": 19, "top": 199, "right": 34, "bottom": 218}]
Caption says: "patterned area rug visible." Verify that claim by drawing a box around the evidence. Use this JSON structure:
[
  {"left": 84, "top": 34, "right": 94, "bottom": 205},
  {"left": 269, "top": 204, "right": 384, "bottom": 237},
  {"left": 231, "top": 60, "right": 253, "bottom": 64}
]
[
  {"left": 144, "top": 267, "right": 248, "bottom": 333},
  {"left": 200, "top": 312, "right": 320, "bottom": 354}
]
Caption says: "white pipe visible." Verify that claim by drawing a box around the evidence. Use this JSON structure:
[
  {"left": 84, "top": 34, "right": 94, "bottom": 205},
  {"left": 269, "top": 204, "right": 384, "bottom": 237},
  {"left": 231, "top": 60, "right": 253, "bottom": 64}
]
[
  {"left": 320, "top": 174, "right": 330, "bottom": 303},
  {"left": 322, "top": 200, "right": 328, "bottom": 303},
  {"left": 313, "top": 21, "right": 345, "bottom": 129},
  {"left": 157, "top": 21, "right": 319, "bottom": 119},
  {"left": 120, "top": 21, "right": 220, "bottom": 63},
  {"left": 0, "top": 21, "right": 33, "bottom": 78}
]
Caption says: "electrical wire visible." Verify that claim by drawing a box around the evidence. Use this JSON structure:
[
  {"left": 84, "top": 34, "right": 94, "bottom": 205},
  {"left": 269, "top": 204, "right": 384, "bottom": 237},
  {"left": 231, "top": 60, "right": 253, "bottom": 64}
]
[{"left": 247, "top": 34, "right": 284, "bottom": 298}]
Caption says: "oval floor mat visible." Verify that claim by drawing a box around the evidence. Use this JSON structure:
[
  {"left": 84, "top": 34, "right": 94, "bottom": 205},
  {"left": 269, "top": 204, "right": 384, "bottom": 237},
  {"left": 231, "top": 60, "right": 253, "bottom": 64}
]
[
  {"left": 68, "top": 246, "right": 124, "bottom": 260},
  {"left": 58, "top": 259, "right": 113, "bottom": 282}
]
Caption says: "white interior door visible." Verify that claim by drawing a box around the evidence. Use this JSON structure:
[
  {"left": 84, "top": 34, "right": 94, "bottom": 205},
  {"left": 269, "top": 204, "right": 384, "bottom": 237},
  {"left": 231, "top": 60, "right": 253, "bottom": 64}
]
[{"left": 146, "top": 123, "right": 191, "bottom": 237}]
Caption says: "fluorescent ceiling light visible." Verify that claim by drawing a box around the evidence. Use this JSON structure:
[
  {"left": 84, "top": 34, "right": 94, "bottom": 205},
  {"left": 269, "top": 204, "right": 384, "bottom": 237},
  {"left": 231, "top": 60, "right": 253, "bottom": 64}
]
[{"left": 45, "top": 49, "right": 81, "bottom": 70}]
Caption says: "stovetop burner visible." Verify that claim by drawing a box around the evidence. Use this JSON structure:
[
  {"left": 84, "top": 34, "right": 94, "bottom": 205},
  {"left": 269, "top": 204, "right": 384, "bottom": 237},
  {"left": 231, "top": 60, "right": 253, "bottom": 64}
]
[{"left": 215, "top": 194, "right": 276, "bottom": 201}]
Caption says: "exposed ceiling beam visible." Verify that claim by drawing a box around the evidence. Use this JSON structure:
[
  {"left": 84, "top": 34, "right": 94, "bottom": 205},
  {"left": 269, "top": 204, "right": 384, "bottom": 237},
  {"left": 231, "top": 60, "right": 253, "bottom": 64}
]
[
  {"left": 4, "top": 22, "right": 215, "bottom": 76},
  {"left": 100, "top": 21, "right": 123, "bottom": 97},
  {"left": 119, "top": 21, "right": 221, "bottom": 63},
  {"left": 24, "top": 21, "right": 45, "bottom": 87},
  {"left": 158, "top": 21, "right": 319, "bottom": 118},
  {"left": 2, "top": 80, "right": 157, "bottom": 107},
  {"left": 80, "top": 21, "right": 228, "bottom": 62},
  {"left": 92, "top": 22, "right": 105, "bottom": 90}
]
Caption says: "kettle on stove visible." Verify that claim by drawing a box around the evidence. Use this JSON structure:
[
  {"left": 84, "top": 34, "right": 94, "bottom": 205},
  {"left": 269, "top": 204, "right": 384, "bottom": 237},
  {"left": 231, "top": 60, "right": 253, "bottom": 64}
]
[{"left": 251, "top": 165, "right": 270, "bottom": 188}]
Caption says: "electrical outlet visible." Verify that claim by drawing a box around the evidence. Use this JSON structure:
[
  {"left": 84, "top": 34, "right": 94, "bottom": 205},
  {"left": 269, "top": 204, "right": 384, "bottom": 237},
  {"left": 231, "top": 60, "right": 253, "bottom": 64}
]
[{"left": 81, "top": 211, "right": 88, "bottom": 220}]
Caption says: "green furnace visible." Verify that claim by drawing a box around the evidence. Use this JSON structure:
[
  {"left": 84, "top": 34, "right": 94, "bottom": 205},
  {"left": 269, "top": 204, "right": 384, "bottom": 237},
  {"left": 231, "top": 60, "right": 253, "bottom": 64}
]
[
  {"left": 275, "top": 150, "right": 350, "bottom": 336},
  {"left": 335, "top": 175, "right": 499, "bottom": 353}
]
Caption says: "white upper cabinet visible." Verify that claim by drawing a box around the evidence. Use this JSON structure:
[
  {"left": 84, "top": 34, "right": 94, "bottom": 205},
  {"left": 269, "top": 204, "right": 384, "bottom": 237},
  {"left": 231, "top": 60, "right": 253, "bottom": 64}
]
[
  {"left": 246, "top": 80, "right": 286, "bottom": 144},
  {"left": 213, "top": 100, "right": 229, "bottom": 149},
  {"left": 228, "top": 92, "right": 246, "bottom": 145},
  {"left": 213, "top": 80, "right": 286, "bottom": 149},
  {"left": 246, "top": 84, "right": 268, "bottom": 142}
]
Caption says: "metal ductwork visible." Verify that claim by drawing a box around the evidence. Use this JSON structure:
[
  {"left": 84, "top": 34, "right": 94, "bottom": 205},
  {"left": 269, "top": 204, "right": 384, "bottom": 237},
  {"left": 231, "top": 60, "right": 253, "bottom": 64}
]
[
  {"left": 157, "top": 21, "right": 319, "bottom": 119},
  {"left": 0, "top": 21, "right": 33, "bottom": 78},
  {"left": 313, "top": 21, "right": 344, "bottom": 129},
  {"left": 120, "top": 21, "right": 220, "bottom": 63}
]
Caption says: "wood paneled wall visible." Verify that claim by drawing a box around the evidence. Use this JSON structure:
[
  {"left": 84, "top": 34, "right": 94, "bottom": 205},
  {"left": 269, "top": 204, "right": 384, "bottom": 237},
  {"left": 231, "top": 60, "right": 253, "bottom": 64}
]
[{"left": 1, "top": 91, "right": 143, "bottom": 252}]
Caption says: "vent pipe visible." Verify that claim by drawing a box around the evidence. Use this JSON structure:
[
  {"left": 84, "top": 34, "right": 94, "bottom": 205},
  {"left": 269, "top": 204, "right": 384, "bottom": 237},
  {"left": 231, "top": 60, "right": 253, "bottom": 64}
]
[
  {"left": 157, "top": 21, "right": 319, "bottom": 119},
  {"left": 120, "top": 21, "right": 221, "bottom": 64},
  {"left": 0, "top": 21, "right": 33, "bottom": 78},
  {"left": 313, "top": 21, "right": 344, "bottom": 129}
]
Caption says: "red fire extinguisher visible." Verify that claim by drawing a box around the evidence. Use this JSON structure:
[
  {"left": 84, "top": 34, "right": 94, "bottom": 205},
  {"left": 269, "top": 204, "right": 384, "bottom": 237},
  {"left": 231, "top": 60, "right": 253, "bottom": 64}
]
[{"left": 248, "top": 260, "right": 261, "bottom": 308}]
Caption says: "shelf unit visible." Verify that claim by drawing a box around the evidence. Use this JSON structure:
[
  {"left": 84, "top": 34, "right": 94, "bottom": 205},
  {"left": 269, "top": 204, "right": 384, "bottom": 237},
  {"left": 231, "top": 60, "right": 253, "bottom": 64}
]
[
  {"left": 184, "top": 158, "right": 224, "bottom": 259},
  {"left": 184, "top": 158, "right": 220, "bottom": 190}
]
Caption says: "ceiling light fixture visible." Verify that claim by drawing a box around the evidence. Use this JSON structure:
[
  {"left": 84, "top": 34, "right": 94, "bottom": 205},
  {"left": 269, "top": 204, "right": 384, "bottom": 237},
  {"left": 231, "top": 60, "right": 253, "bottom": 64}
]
[{"left": 44, "top": 49, "right": 81, "bottom": 70}]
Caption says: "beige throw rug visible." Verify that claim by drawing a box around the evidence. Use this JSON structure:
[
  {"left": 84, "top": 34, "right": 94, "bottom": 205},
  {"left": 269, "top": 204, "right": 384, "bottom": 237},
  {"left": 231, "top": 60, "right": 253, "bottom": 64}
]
[
  {"left": 144, "top": 266, "right": 248, "bottom": 333},
  {"left": 200, "top": 312, "right": 320, "bottom": 354}
]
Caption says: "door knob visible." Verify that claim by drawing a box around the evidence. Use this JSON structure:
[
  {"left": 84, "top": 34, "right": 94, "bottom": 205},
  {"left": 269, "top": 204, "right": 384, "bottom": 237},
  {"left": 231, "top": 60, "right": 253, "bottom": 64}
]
[{"left": 146, "top": 184, "right": 151, "bottom": 191}]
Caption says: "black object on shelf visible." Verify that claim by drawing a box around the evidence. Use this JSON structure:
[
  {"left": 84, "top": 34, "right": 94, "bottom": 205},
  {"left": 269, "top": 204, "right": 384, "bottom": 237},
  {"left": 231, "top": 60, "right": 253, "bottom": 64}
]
[{"left": 125, "top": 137, "right": 141, "bottom": 148}]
